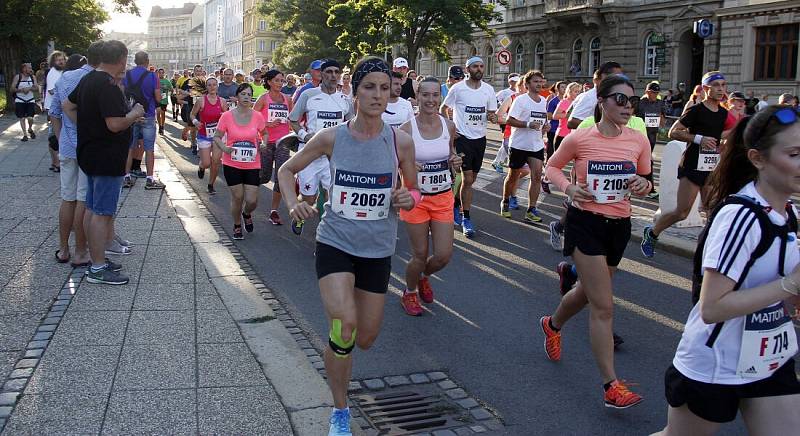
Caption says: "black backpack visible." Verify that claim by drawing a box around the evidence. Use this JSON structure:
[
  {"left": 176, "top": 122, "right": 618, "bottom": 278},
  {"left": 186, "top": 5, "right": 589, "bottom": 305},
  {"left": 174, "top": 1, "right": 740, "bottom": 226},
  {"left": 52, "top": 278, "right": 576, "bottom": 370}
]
[
  {"left": 125, "top": 69, "right": 152, "bottom": 110},
  {"left": 692, "top": 194, "right": 797, "bottom": 347}
]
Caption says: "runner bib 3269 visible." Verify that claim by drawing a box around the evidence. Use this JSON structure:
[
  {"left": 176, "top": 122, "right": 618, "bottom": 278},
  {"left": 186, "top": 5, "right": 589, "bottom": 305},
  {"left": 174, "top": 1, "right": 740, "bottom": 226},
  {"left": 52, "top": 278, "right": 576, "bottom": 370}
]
[
  {"left": 331, "top": 169, "right": 393, "bottom": 220},
  {"left": 697, "top": 150, "right": 720, "bottom": 172},
  {"left": 736, "top": 302, "right": 798, "bottom": 379},
  {"left": 586, "top": 160, "right": 635, "bottom": 204},
  {"left": 418, "top": 160, "right": 452, "bottom": 194}
]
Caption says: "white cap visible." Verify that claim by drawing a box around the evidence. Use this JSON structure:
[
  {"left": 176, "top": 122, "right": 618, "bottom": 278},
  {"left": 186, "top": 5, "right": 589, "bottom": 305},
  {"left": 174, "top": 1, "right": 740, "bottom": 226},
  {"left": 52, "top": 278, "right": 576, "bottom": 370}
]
[
  {"left": 508, "top": 74, "right": 520, "bottom": 82},
  {"left": 393, "top": 57, "right": 409, "bottom": 69}
]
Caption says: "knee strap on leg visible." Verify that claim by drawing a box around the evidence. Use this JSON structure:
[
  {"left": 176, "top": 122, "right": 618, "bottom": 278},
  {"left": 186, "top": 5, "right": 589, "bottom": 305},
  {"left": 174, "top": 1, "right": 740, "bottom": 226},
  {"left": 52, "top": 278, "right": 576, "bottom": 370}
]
[{"left": 329, "top": 319, "right": 356, "bottom": 358}]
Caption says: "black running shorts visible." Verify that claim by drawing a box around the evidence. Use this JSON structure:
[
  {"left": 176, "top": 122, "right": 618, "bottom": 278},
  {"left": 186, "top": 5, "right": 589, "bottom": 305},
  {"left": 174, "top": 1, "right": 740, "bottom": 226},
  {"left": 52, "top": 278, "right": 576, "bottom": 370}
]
[
  {"left": 315, "top": 242, "right": 392, "bottom": 294},
  {"left": 664, "top": 360, "right": 800, "bottom": 423},
  {"left": 563, "top": 206, "right": 631, "bottom": 267},
  {"left": 454, "top": 135, "right": 487, "bottom": 173},
  {"left": 222, "top": 165, "right": 260, "bottom": 186},
  {"left": 677, "top": 166, "right": 710, "bottom": 187},
  {"left": 508, "top": 148, "right": 544, "bottom": 170}
]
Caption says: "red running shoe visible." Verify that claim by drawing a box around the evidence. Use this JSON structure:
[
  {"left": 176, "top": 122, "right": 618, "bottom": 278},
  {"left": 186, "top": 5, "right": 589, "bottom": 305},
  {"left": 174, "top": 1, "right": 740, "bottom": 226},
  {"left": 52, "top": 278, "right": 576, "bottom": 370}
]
[
  {"left": 418, "top": 277, "right": 434, "bottom": 304},
  {"left": 401, "top": 291, "right": 424, "bottom": 316},
  {"left": 604, "top": 380, "right": 643, "bottom": 409}
]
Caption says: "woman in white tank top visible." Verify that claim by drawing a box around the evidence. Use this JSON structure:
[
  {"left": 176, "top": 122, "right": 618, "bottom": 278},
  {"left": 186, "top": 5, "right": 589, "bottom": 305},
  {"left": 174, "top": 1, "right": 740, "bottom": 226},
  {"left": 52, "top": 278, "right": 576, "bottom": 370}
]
[{"left": 397, "top": 77, "right": 462, "bottom": 316}]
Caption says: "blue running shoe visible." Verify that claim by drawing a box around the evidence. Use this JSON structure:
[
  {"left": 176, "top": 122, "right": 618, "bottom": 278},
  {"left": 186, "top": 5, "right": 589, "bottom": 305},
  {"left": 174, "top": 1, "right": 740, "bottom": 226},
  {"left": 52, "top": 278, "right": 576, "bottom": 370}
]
[
  {"left": 492, "top": 162, "right": 505, "bottom": 174},
  {"left": 462, "top": 218, "right": 475, "bottom": 238},
  {"left": 524, "top": 208, "right": 542, "bottom": 223},
  {"left": 328, "top": 408, "right": 352, "bottom": 436},
  {"left": 454, "top": 206, "right": 462, "bottom": 226},
  {"left": 641, "top": 225, "right": 657, "bottom": 258},
  {"left": 509, "top": 196, "right": 519, "bottom": 210}
]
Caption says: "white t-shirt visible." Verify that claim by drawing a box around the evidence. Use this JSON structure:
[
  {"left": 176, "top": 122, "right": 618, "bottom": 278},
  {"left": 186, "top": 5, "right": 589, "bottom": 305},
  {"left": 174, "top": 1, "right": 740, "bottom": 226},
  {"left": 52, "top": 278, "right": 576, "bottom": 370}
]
[
  {"left": 45, "top": 68, "right": 63, "bottom": 111},
  {"left": 496, "top": 87, "right": 515, "bottom": 109},
  {"left": 382, "top": 98, "right": 414, "bottom": 127},
  {"left": 442, "top": 80, "right": 498, "bottom": 140},
  {"left": 755, "top": 100, "right": 769, "bottom": 112},
  {"left": 508, "top": 93, "right": 547, "bottom": 152},
  {"left": 673, "top": 182, "right": 799, "bottom": 385},
  {"left": 289, "top": 87, "right": 353, "bottom": 138},
  {"left": 569, "top": 88, "right": 597, "bottom": 122}
]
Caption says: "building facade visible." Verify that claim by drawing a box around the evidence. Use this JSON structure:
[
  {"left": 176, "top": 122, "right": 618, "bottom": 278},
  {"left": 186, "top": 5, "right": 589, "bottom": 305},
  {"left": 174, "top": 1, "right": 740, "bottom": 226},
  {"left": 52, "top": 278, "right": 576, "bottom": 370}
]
[
  {"left": 203, "top": 0, "right": 226, "bottom": 69},
  {"left": 241, "top": 0, "right": 285, "bottom": 72},
  {"left": 103, "top": 31, "right": 148, "bottom": 67},
  {"left": 223, "top": 0, "right": 244, "bottom": 71},
  {"left": 717, "top": 0, "right": 799, "bottom": 99},
  {"left": 417, "top": 0, "right": 798, "bottom": 96},
  {"left": 147, "top": 3, "right": 204, "bottom": 71}
]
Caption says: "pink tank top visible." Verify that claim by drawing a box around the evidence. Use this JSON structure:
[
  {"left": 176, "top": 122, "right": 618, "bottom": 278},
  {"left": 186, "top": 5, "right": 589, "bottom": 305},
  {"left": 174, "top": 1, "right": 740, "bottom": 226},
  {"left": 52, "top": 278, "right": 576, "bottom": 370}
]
[
  {"left": 199, "top": 95, "right": 223, "bottom": 138},
  {"left": 259, "top": 93, "right": 291, "bottom": 143}
]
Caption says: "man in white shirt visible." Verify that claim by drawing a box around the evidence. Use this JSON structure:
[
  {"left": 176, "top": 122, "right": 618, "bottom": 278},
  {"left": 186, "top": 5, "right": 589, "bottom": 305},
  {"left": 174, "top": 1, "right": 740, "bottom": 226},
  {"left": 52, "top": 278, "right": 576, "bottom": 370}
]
[
  {"left": 567, "top": 61, "right": 622, "bottom": 129},
  {"left": 45, "top": 51, "right": 67, "bottom": 172},
  {"left": 756, "top": 94, "right": 769, "bottom": 111},
  {"left": 495, "top": 73, "right": 519, "bottom": 109},
  {"left": 382, "top": 71, "right": 414, "bottom": 127},
  {"left": 440, "top": 56, "right": 498, "bottom": 238},
  {"left": 500, "top": 70, "right": 548, "bottom": 223}
]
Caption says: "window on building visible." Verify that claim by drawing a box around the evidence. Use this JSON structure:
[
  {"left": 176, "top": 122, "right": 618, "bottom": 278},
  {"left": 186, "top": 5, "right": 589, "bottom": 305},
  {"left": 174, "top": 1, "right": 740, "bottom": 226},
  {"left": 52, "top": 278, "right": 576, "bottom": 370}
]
[
  {"left": 436, "top": 59, "right": 448, "bottom": 77},
  {"left": 259, "top": 20, "right": 266, "bottom": 31},
  {"left": 571, "top": 39, "right": 583, "bottom": 75},
  {"left": 271, "top": 40, "right": 279, "bottom": 51},
  {"left": 515, "top": 43, "right": 524, "bottom": 73},
  {"left": 259, "top": 40, "right": 265, "bottom": 52},
  {"left": 484, "top": 46, "right": 494, "bottom": 77},
  {"left": 643, "top": 32, "right": 660, "bottom": 76},
  {"left": 534, "top": 41, "right": 544, "bottom": 70},
  {"left": 754, "top": 24, "right": 798, "bottom": 81},
  {"left": 589, "top": 37, "right": 601, "bottom": 74}
]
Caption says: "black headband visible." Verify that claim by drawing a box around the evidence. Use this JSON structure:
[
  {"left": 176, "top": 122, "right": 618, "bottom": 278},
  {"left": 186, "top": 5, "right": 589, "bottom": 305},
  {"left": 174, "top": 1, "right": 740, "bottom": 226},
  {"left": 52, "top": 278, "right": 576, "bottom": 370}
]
[
  {"left": 320, "top": 59, "right": 341, "bottom": 72},
  {"left": 352, "top": 58, "right": 391, "bottom": 96}
]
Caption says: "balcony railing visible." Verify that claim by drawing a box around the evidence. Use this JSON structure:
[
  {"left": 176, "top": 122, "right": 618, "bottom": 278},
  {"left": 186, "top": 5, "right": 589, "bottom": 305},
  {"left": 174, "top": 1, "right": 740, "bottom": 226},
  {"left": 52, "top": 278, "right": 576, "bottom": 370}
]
[{"left": 544, "top": 0, "right": 603, "bottom": 13}]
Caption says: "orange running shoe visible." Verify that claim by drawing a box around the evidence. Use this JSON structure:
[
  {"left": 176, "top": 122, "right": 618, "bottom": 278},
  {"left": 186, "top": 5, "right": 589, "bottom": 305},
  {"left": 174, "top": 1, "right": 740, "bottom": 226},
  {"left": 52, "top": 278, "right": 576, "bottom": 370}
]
[
  {"left": 604, "top": 380, "right": 643, "bottom": 409},
  {"left": 540, "top": 316, "right": 561, "bottom": 361},
  {"left": 419, "top": 277, "right": 434, "bottom": 304},
  {"left": 401, "top": 291, "right": 424, "bottom": 316}
]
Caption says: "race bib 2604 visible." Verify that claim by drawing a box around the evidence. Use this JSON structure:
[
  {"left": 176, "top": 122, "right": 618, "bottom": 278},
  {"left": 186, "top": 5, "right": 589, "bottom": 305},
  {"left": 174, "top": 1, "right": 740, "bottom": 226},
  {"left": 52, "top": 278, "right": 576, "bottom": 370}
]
[
  {"left": 464, "top": 106, "right": 486, "bottom": 127},
  {"left": 331, "top": 169, "right": 393, "bottom": 220},
  {"left": 586, "top": 160, "right": 635, "bottom": 204}
]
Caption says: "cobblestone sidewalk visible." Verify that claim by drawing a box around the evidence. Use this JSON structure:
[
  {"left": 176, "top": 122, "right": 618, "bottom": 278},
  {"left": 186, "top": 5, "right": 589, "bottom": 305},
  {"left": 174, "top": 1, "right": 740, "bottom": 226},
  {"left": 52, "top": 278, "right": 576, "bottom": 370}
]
[{"left": 0, "top": 114, "right": 330, "bottom": 434}]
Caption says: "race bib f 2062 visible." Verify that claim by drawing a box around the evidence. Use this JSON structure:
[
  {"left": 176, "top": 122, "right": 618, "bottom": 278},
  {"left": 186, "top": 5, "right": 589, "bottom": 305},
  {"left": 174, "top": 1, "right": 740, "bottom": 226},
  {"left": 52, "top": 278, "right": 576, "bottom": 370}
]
[
  {"left": 331, "top": 169, "right": 393, "bottom": 220},
  {"left": 586, "top": 160, "right": 635, "bottom": 204}
]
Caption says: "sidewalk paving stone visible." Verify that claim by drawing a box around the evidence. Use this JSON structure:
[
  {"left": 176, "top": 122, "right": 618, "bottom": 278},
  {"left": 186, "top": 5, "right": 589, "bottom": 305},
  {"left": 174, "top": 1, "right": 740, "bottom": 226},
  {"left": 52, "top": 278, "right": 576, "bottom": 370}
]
[
  {"left": 115, "top": 342, "right": 196, "bottom": 390},
  {"left": 196, "top": 310, "right": 244, "bottom": 343},
  {"left": 1, "top": 392, "right": 107, "bottom": 434},
  {"left": 125, "top": 310, "right": 195, "bottom": 345},
  {"left": 197, "top": 386, "right": 291, "bottom": 434},
  {"left": 68, "top": 285, "right": 135, "bottom": 311},
  {"left": 24, "top": 345, "right": 120, "bottom": 394},
  {"left": 198, "top": 343, "right": 268, "bottom": 387},
  {"left": 132, "top": 282, "right": 195, "bottom": 311},
  {"left": 49, "top": 310, "right": 128, "bottom": 347},
  {"left": 103, "top": 389, "right": 196, "bottom": 435}
]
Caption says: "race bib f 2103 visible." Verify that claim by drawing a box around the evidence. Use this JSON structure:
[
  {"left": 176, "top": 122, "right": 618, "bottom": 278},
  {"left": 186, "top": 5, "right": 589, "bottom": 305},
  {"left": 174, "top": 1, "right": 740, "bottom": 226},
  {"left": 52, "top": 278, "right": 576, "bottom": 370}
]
[{"left": 586, "top": 160, "right": 635, "bottom": 204}]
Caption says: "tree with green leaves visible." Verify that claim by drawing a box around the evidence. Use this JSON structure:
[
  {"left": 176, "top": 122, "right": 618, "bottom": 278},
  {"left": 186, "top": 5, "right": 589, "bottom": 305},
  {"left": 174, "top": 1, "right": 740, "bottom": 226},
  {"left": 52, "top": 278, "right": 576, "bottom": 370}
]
[
  {"left": 257, "top": 0, "right": 350, "bottom": 73},
  {"left": 0, "top": 0, "right": 138, "bottom": 112},
  {"left": 328, "top": 0, "right": 503, "bottom": 67}
]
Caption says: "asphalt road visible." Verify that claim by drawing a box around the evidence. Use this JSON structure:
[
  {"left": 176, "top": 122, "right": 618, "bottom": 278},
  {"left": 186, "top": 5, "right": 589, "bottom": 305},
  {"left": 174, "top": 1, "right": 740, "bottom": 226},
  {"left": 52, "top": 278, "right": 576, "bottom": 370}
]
[{"left": 156, "top": 120, "right": 750, "bottom": 435}]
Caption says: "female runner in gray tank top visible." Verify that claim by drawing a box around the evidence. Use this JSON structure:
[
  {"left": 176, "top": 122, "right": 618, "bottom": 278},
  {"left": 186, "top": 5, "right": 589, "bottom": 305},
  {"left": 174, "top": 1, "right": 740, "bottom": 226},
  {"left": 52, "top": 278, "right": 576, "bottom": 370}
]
[{"left": 277, "top": 57, "right": 418, "bottom": 436}]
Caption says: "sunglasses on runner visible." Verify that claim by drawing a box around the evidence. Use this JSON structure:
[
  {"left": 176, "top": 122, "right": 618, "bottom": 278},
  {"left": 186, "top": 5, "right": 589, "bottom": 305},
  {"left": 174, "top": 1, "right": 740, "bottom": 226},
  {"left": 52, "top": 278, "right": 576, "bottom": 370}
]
[
  {"left": 751, "top": 107, "right": 800, "bottom": 148},
  {"left": 602, "top": 93, "right": 640, "bottom": 107}
]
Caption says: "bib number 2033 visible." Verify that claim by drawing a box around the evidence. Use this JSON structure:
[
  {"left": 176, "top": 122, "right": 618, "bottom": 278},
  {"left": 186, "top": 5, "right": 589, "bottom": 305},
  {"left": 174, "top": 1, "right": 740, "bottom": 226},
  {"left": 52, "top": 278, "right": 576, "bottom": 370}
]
[{"left": 331, "top": 169, "right": 393, "bottom": 220}]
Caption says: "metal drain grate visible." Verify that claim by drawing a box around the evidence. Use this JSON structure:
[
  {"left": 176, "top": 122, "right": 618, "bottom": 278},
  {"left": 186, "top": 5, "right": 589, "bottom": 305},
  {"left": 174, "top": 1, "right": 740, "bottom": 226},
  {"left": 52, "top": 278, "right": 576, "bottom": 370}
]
[{"left": 353, "top": 389, "right": 463, "bottom": 434}]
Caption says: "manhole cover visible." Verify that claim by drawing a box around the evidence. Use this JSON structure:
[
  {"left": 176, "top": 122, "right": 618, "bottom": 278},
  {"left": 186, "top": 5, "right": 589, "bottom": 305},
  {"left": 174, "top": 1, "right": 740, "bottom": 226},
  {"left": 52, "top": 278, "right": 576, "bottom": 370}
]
[{"left": 353, "top": 388, "right": 464, "bottom": 434}]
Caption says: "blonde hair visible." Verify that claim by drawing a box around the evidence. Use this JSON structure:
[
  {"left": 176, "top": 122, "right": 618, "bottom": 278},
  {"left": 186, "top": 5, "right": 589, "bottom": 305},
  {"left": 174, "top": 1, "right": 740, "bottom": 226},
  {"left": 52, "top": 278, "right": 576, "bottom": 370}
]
[{"left": 565, "top": 82, "right": 582, "bottom": 97}]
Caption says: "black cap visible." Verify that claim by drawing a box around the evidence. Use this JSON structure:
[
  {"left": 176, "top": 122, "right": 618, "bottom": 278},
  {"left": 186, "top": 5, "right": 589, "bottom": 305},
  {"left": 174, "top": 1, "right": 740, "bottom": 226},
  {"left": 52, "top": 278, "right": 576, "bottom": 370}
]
[
  {"left": 448, "top": 65, "right": 464, "bottom": 80},
  {"left": 729, "top": 91, "right": 746, "bottom": 100},
  {"left": 646, "top": 82, "right": 660, "bottom": 92}
]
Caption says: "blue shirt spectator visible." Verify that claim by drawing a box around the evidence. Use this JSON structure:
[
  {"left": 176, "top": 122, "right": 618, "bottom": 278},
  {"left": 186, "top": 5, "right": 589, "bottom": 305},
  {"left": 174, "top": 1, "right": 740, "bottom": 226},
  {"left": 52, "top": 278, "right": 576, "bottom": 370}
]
[
  {"left": 122, "top": 66, "right": 158, "bottom": 117},
  {"left": 547, "top": 95, "right": 560, "bottom": 133},
  {"left": 51, "top": 64, "right": 93, "bottom": 159}
]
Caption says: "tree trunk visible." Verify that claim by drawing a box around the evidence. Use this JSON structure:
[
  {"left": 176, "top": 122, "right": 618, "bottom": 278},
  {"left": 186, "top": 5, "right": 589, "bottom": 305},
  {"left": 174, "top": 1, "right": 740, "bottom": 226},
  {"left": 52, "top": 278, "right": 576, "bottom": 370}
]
[{"left": 0, "top": 36, "right": 23, "bottom": 114}]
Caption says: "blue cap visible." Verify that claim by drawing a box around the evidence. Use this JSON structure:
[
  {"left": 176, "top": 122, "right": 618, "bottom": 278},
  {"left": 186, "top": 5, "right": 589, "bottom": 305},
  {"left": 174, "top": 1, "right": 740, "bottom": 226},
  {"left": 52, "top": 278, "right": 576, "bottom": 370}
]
[{"left": 309, "top": 60, "right": 323, "bottom": 70}]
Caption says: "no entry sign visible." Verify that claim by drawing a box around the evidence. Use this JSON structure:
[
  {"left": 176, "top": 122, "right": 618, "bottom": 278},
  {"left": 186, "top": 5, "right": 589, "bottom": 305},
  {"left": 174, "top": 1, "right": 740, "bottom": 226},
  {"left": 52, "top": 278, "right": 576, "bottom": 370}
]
[{"left": 497, "top": 49, "right": 511, "bottom": 66}]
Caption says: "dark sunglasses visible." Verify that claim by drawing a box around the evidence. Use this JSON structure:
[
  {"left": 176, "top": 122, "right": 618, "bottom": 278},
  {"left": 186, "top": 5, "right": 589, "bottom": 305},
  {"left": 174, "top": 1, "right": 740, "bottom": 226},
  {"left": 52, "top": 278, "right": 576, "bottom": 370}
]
[
  {"left": 602, "top": 93, "right": 640, "bottom": 107},
  {"left": 751, "top": 107, "right": 800, "bottom": 148}
]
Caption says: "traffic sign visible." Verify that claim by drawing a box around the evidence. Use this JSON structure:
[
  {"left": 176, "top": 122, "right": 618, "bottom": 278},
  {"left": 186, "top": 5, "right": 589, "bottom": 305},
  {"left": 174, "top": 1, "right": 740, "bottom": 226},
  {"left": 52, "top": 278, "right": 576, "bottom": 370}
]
[
  {"left": 694, "top": 19, "right": 714, "bottom": 39},
  {"left": 498, "top": 35, "right": 511, "bottom": 49},
  {"left": 496, "top": 49, "right": 512, "bottom": 66}
]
